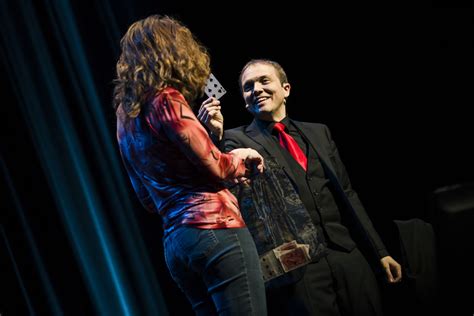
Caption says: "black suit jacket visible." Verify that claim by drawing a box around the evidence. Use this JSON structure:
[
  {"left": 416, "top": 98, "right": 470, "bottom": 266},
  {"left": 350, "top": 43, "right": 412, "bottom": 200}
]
[{"left": 224, "top": 119, "right": 389, "bottom": 260}]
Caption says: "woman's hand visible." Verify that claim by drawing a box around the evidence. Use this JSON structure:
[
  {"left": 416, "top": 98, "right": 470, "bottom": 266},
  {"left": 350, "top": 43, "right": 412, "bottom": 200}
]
[
  {"left": 198, "top": 97, "right": 224, "bottom": 140},
  {"left": 230, "top": 148, "right": 265, "bottom": 183}
]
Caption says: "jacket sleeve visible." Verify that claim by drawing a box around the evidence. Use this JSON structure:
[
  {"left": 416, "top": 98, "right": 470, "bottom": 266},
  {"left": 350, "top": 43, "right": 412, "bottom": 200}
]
[
  {"left": 323, "top": 125, "right": 389, "bottom": 258},
  {"left": 222, "top": 130, "right": 243, "bottom": 152},
  {"left": 147, "top": 89, "right": 247, "bottom": 181}
]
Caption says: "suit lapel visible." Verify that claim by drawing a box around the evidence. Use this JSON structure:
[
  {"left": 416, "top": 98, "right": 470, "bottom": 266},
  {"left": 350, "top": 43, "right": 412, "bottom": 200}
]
[
  {"left": 245, "top": 119, "right": 298, "bottom": 184},
  {"left": 293, "top": 121, "right": 338, "bottom": 177}
]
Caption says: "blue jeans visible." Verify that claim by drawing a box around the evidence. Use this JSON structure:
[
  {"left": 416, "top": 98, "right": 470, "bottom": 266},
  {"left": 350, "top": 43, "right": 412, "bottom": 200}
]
[{"left": 164, "top": 226, "right": 267, "bottom": 315}]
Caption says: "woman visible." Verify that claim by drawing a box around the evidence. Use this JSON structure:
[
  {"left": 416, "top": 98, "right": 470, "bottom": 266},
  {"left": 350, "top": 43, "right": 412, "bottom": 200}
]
[{"left": 113, "top": 15, "right": 267, "bottom": 315}]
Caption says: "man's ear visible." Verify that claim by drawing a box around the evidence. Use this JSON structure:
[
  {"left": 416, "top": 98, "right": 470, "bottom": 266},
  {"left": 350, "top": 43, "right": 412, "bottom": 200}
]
[{"left": 283, "top": 82, "right": 291, "bottom": 98}]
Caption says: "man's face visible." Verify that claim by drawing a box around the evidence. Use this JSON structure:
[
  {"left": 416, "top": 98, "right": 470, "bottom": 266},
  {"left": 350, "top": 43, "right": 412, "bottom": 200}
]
[{"left": 240, "top": 63, "right": 290, "bottom": 121}]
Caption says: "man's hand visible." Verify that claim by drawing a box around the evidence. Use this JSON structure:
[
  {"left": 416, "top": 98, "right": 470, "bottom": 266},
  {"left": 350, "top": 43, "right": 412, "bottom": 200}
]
[
  {"left": 380, "top": 256, "right": 402, "bottom": 283},
  {"left": 198, "top": 97, "right": 224, "bottom": 140}
]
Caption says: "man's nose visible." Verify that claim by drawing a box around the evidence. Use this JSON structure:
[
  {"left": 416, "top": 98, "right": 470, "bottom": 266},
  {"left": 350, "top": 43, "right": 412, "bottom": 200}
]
[{"left": 253, "top": 82, "right": 263, "bottom": 94}]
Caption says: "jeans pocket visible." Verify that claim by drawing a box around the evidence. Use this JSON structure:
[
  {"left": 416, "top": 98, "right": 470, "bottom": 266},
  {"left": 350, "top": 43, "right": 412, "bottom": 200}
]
[{"left": 174, "top": 227, "right": 219, "bottom": 260}]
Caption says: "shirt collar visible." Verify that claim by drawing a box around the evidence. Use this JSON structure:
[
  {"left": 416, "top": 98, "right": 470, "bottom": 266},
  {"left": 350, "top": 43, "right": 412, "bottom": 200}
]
[{"left": 256, "top": 116, "right": 293, "bottom": 134}]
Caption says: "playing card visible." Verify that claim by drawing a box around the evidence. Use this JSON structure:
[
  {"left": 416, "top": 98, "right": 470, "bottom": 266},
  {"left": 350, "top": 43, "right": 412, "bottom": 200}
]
[
  {"left": 260, "top": 241, "right": 312, "bottom": 281},
  {"left": 260, "top": 250, "right": 285, "bottom": 281},
  {"left": 273, "top": 241, "right": 297, "bottom": 258},
  {"left": 279, "top": 247, "right": 311, "bottom": 272},
  {"left": 278, "top": 240, "right": 298, "bottom": 251},
  {"left": 204, "top": 73, "right": 227, "bottom": 99}
]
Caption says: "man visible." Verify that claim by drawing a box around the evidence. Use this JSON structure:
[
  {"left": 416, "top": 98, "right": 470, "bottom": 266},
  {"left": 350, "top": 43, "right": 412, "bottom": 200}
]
[{"left": 199, "top": 59, "right": 402, "bottom": 315}]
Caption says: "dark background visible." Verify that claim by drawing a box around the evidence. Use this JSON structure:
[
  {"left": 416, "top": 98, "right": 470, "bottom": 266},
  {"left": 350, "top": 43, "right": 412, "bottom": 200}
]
[{"left": 1, "top": 0, "right": 473, "bottom": 315}]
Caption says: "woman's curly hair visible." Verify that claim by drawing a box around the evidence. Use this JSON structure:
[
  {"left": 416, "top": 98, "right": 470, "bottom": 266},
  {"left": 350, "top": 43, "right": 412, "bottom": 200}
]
[{"left": 113, "top": 15, "right": 211, "bottom": 118}]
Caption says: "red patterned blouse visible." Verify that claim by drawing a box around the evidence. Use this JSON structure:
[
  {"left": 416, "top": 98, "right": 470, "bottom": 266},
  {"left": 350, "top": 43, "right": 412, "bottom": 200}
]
[{"left": 117, "top": 87, "right": 247, "bottom": 235}]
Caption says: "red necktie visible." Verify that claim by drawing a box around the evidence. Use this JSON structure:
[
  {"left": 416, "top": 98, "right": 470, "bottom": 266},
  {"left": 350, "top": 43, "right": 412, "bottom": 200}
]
[{"left": 273, "top": 122, "right": 307, "bottom": 171}]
